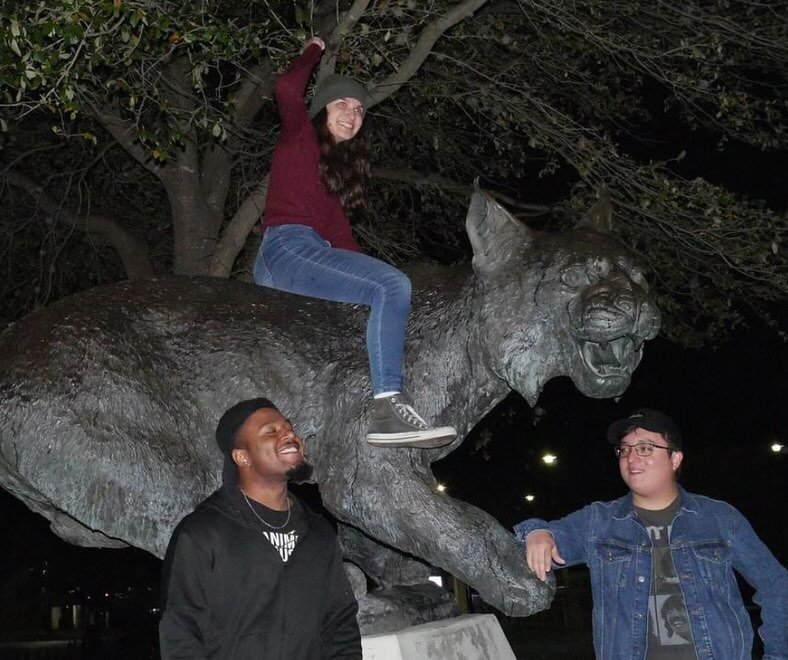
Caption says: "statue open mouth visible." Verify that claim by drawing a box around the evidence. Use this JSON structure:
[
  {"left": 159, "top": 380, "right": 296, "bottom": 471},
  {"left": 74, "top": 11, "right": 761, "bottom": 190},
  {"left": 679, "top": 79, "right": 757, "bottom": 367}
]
[{"left": 579, "top": 336, "right": 643, "bottom": 379}]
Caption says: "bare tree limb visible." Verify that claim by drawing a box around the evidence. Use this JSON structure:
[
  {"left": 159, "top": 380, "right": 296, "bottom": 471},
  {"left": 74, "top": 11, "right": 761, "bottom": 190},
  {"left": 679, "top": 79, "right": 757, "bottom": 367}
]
[
  {"left": 201, "top": 60, "right": 278, "bottom": 215},
  {"left": 90, "top": 104, "right": 165, "bottom": 179},
  {"left": 6, "top": 171, "right": 154, "bottom": 280},
  {"left": 230, "top": 60, "right": 278, "bottom": 128},
  {"left": 320, "top": 0, "right": 374, "bottom": 78},
  {"left": 201, "top": 145, "right": 233, "bottom": 218},
  {"left": 373, "top": 166, "right": 553, "bottom": 214},
  {"left": 369, "top": 0, "right": 490, "bottom": 107},
  {"left": 209, "top": 175, "right": 269, "bottom": 278}
]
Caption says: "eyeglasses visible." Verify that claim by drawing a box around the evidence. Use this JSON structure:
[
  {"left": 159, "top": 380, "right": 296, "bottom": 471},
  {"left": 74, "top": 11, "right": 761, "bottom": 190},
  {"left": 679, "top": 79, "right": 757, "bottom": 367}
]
[{"left": 614, "top": 442, "right": 674, "bottom": 458}]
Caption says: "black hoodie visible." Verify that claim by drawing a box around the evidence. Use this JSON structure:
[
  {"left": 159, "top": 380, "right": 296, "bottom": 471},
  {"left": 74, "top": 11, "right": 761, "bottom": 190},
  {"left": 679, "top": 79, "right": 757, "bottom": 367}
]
[{"left": 159, "top": 485, "right": 361, "bottom": 660}]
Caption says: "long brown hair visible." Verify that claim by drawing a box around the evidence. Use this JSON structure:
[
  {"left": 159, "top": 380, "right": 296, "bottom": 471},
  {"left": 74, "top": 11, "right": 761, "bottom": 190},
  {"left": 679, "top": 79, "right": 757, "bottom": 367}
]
[{"left": 312, "top": 109, "right": 370, "bottom": 214}]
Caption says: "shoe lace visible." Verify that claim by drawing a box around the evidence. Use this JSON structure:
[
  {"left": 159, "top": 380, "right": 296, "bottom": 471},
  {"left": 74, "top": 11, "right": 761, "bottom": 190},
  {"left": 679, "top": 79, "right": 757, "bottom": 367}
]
[{"left": 392, "top": 398, "right": 430, "bottom": 429}]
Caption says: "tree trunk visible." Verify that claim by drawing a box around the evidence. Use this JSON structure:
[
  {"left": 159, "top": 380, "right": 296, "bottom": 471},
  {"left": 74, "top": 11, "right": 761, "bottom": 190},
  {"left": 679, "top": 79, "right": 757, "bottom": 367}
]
[
  {"left": 6, "top": 171, "right": 154, "bottom": 280},
  {"left": 166, "top": 179, "right": 224, "bottom": 276}
]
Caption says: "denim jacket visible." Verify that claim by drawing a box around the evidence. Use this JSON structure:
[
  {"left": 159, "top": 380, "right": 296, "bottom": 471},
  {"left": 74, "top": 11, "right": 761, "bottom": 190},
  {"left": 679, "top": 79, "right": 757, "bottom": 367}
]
[{"left": 514, "top": 487, "right": 787, "bottom": 660}]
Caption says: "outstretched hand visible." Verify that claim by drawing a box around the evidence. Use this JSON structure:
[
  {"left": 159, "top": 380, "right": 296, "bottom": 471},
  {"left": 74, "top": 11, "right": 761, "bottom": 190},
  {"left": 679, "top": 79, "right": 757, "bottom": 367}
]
[
  {"left": 303, "top": 36, "right": 325, "bottom": 53},
  {"left": 525, "top": 530, "right": 565, "bottom": 581}
]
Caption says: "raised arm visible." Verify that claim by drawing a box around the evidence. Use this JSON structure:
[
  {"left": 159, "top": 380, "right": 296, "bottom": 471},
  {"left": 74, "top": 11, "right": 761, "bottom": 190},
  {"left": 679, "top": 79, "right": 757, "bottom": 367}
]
[{"left": 276, "top": 38, "right": 325, "bottom": 134}]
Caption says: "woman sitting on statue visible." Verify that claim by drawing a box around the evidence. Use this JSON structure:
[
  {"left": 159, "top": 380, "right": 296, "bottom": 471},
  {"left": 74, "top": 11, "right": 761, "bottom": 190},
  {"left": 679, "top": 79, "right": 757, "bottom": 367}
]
[{"left": 253, "top": 35, "right": 455, "bottom": 449}]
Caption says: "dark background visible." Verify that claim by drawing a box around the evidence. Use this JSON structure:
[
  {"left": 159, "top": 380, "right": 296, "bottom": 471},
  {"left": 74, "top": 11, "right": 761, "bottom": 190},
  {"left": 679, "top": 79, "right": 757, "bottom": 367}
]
[
  {"left": 1, "top": 58, "right": 786, "bottom": 660},
  {"left": 437, "top": 325, "right": 788, "bottom": 560},
  {"left": 1, "top": 321, "right": 785, "bottom": 659}
]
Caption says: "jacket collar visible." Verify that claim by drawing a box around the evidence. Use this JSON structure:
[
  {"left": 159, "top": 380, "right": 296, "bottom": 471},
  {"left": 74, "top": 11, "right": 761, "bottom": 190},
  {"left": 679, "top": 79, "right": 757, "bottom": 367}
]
[{"left": 611, "top": 484, "right": 697, "bottom": 520}]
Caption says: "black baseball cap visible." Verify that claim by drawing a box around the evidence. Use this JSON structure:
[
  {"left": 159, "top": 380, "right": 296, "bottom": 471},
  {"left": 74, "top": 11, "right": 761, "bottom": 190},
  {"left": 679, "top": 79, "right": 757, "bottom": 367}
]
[
  {"left": 606, "top": 408, "right": 683, "bottom": 450},
  {"left": 215, "top": 397, "right": 278, "bottom": 455},
  {"left": 215, "top": 397, "right": 278, "bottom": 485}
]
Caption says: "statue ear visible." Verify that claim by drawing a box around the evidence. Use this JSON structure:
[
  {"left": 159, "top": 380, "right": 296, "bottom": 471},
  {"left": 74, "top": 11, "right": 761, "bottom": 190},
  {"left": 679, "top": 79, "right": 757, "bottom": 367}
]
[
  {"left": 465, "top": 188, "right": 533, "bottom": 273},
  {"left": 575, "top": 186, "right": 613, "bottom": 231}
]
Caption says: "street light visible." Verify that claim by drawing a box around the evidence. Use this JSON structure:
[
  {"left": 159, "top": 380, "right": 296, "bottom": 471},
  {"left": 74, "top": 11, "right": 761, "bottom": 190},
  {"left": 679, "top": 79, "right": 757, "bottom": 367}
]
[
  {"left": 770, "top": 443, "right": 785, "bottom": 454},
  {"left": 437, "top": 483, "right": 447, "bottom": 493},
  {"left": 541, "top": 453, "right": 558, "bottom": 466},
  {"left": 524, "top": 494, "right": 535, "bottom": 502}
]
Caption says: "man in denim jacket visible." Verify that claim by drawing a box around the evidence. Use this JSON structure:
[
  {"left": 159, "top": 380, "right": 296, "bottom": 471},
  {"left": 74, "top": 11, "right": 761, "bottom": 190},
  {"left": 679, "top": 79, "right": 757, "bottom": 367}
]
[{"left": 514, "top": 408, "right": 787, "bottom": 659}]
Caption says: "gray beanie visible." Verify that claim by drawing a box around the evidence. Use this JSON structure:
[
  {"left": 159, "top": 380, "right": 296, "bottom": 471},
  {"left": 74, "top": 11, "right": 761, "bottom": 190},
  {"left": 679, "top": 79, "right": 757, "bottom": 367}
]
[{"left": 309, "top": 74, "right": 371, "bottom": 117}]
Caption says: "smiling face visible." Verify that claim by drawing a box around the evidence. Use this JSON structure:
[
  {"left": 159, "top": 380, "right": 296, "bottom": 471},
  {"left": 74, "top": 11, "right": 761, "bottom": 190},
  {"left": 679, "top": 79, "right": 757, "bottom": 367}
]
[
  {"left": 661, "top": 595, "right": 692, "bottom": 641},
  {"left": 232, "top": 408, "right": 304, "bottom": 482},
  {"left": 325, "top": 97, "right": 364, "bottom": 142},
  {"left": 618, "top": 428, "right": 682, "bottom": 508}
]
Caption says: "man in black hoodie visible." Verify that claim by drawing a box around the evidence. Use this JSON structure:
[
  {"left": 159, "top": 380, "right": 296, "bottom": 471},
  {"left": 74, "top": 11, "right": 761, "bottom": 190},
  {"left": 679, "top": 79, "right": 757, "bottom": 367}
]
[{"left": 159, "top": 398, "right": 362, "bottom": 660}]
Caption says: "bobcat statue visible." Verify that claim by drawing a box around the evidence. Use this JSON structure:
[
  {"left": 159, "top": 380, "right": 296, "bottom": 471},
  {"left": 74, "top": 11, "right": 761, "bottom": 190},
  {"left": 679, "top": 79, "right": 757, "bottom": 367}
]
[{"left": 0, "top": 192, "right": 660, "bottom": 618}]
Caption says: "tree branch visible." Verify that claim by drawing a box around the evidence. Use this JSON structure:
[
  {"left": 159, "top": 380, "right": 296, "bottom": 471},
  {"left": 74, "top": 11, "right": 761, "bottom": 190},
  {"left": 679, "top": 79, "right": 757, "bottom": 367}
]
[
  {"left": 320, "top": 0, "right": 374, "bottom": 78},
  {"left": 369, "top": 0, "right": 490, "bottom": 107},
  {"left": 230, "top": 60, "right": 277, "bottom": 127},
  {"left": 6, "top": 171, "right": 154, "bottom": 280},
  {"left": 372, "top": 166, "right": 553, "bottom": 215},
  {"left": 90, "top": 104, "right": 165, "bottom": 179},
  {"left": 201, "top": 60, "right": 278, "bottom": 215},
  {"left": 209, "top": 175, "right": 269, "bottom": 278}
]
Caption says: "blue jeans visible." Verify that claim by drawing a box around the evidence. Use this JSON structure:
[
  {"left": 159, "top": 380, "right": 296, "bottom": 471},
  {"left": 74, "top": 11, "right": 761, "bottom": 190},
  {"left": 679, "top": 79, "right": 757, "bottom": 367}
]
[{"left": 253, "top": 224, "right": 411, "bottom": 395}]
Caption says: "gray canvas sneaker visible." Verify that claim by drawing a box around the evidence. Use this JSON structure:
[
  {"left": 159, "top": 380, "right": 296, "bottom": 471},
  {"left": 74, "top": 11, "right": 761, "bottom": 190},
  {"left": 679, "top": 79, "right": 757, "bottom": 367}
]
[{"left": 366, "top": 394, "right": 456, "bottom": 448}]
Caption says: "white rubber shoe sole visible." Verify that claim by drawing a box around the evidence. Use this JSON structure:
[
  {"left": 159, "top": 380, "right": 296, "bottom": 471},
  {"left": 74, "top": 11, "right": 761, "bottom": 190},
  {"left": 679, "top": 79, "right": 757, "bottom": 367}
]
[{"left": 366, "top": 426, "right": 457, "bottom": 449}]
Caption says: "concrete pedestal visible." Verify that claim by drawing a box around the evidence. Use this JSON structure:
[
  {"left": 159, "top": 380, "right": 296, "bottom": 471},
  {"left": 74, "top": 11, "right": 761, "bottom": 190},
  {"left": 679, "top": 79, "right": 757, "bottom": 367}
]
[{"left": 361, "top": 614, "right": 516, "bottom": 660}]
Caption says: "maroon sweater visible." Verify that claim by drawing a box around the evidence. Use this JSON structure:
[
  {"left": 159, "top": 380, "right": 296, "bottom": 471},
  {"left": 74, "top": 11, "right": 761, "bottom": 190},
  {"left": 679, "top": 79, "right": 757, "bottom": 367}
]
[{"left": 263, "top": 45, "right": 363, "bottom": 253}]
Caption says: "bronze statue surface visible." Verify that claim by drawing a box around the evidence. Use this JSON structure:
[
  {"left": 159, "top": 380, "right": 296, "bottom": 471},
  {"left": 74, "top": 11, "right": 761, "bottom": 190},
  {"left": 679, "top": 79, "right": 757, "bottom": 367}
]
[{"left": 0, "top": 193, "right": 660, "bottom": 619}]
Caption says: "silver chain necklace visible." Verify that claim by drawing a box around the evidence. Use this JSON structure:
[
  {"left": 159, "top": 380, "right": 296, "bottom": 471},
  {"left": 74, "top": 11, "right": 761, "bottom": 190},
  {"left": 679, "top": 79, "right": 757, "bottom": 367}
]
[{"left": 242, "top": 490, "right": 291, "bottom": 530}]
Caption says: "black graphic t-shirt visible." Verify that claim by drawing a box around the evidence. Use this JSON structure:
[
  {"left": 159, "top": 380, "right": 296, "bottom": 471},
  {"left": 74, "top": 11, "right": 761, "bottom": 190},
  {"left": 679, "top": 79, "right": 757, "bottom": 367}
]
[
  {"left": 634, "top": 498, "right": 698, "bottom": 659},
  {"left": 244, "top": 497, "right": 304, "bottom": 563}
]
